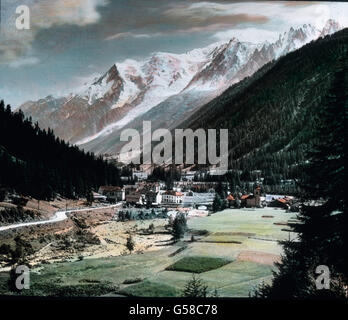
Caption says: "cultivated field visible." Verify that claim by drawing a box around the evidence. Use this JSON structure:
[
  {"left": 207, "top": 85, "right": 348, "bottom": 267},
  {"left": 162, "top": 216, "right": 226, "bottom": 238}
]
[{"left": 0, "top": 208, "right": 298, "bottom": 297}]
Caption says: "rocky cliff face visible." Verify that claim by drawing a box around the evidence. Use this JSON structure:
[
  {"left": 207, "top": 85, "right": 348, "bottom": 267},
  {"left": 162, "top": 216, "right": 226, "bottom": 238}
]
[{"left": 21, "top": 20, "right": 341, "bottom": 153}]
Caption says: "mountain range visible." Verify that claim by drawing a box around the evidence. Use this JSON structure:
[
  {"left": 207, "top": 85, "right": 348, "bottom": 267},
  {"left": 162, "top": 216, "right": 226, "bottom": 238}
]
[
  {"left": 20, "top": 19, "right": 341, "bottom": 157},
  {"left": 182, "top": 28, "right": 347, "bottom": 179}
]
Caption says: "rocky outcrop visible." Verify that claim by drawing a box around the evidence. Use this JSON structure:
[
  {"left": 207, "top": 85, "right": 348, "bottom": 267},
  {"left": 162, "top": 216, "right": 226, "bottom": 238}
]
[{"left": 21, "top": 20, "right": 341, "bottom": 154}]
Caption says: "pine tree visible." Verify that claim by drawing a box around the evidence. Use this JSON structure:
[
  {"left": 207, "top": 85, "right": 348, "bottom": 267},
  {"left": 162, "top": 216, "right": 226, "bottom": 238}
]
[
  {"left": 172, "top": 213, "right": 187, "bottom": 240},
  {"left": 256, "top": 62, "right": 347, "bottom": 298},
  {"left": 182, "top": 274, "right": 208, "bottom": 298},
  {"left": 86, "top": 189, "right": 94, "bottom": 205},
  {"left": 212, "top": 194, "right": 222, "bottom": 212},
  {"left": 126, "top": 235, "right": 135, "bottom": 253}
]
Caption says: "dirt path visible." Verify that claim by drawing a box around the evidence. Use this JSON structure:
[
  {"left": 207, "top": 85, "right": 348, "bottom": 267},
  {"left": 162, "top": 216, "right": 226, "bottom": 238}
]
[{"left": 0, "top": 203, "right": 121, "bottom": 232}]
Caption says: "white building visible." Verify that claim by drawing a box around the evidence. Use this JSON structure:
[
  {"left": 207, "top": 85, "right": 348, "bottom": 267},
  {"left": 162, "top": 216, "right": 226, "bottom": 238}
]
[
  {"left": 125, "top": 192, "right": 144, "bottom": 205},
  {"left": 162, "top": 191, "right": 184, "bottom": 204},
  {"left": 133, "top": 171, "right": 148, "bottom": 181},
  {"left": 98, "top": 186, "right": 125, "bottom": 202},
  {"left": 92, "top": 192, "right": 107, "bottom": 202},
  {"left": 182, "top": 171, "right": 196, "bottom": 181},
  {"left": 265, "top": 194, "right": 294, "bottom": 203},
  {"left": 182, "top": 191, "right": 215, "bottom": 207}
]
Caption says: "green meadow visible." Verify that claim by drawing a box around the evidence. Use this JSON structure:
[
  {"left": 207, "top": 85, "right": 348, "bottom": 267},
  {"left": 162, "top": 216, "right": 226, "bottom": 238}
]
[{"left": 0, "top": 208, "right": 298, "bottom": 297}]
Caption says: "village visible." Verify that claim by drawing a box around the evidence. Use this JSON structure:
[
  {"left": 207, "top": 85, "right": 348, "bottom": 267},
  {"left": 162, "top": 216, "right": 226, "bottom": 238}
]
[
  {"left": 93, "top": 168, "right": 297, "bottom": 220},
  {"left": 0, "top": 166, "right": 301, "bottom": 297}
]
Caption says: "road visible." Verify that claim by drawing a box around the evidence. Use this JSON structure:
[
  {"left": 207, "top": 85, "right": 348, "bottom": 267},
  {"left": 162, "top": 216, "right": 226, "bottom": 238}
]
[{"left": 0, "top": 203, "right": 121, "bottom": 232}]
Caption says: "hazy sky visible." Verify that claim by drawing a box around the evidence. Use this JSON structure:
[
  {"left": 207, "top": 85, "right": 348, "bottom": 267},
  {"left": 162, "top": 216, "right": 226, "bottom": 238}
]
[{"left": 0, "top": 0, "right": 347, "bottom": 107}]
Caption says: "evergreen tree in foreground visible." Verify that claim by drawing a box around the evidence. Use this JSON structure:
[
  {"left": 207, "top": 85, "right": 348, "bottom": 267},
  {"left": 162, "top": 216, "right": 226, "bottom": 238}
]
[
  {"left": 255, "top": 61, "right": 347, "bottom": 298},
  {"left": 182, "top": 274, "right": 208, "bottom": 298}
]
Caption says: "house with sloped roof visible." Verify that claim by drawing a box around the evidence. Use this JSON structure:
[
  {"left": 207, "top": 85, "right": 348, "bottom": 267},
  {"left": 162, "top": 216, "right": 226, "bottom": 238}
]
[
  {"left": 145, "top": 191, "right": 162, "bottom": 205},
  {"left": 125, "top": 192, "right": 144, "bottom": 205},
  {"left": 241, "top": 186, "right": 261, "bottom": 208},
  {"left": 98, "top": 186, "right": 125, "bottom": 202},
  {"left": 92, "top": 192, "right": 107, "bottom": 202},
  {"left": 162, "top": 190, "right": 183, "bottom": 204},
  {"left": 270, "top": 197, "right": 292, "bottom": 209}
]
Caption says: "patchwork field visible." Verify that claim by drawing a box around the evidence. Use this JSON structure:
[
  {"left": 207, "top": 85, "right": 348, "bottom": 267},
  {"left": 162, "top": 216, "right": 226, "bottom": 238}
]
[
  {"left": 166, "top": 256, "right": 232, "bottom": 273},
  {"left": 0, "top": 208, "right": 298, "bottom": 297}
]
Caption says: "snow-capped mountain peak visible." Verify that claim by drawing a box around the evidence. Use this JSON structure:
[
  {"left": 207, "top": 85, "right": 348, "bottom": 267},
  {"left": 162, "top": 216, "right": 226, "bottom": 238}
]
[
  {"left": 320, "top": 19, "right": 340, "bottom": 37},
  {"left": 21, "top": 20, "right": 343, "bottom": 150}
]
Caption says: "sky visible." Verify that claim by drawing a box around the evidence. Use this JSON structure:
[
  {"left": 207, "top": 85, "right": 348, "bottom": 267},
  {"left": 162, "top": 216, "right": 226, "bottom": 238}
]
[{"left": 0, "top": 0, "right": 347, "bottom": 107}]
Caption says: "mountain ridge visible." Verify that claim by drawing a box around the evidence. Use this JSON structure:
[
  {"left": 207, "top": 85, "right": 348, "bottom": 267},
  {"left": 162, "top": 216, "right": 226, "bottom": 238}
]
[
  {"left": 20, "top": 20, "right": 342, "bottom": 153},
  {"left": 179, "top": 28, "right": 348, "bottom": 180}
]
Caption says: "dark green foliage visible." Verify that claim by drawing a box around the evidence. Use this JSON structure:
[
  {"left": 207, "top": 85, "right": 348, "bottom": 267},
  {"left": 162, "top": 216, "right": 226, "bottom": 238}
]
[
  {"left": 11, "top": 197, "right": 28, "bottom": 208},
  {"left": 123, "top": 278, "right": 143, "bottom": 284},
  {"left": 172, "top": 212, "right": 187, "bottom": 240},
  {"left": 126, "top": 235, "right": 135, "bottom": 253},
  {"left": 211, "top": 288, "right": 219, "bottom": 298},
  {"left": 212, "top": 193, "right": 223, "bottom": 212},
  {"left": 18, "top": 282, "right": 116, "bottom": 297},
  {"left": 215, "top": 181, "right": 227, "bottom": 198},
  {"left": 120, "top": 280, "right": 178, "bottom": 297},
  {"left": 148, "top": 223, "right": 155, "bottom": 234},
  {"left": 0, "top": 207, "right": 39, "bottom": 226},
  {"left": 0, "top": 244, "right": 11, "bottom": 255},
  {"left": 255, "top": 55, "right": 347, "bottom": 298},
  {"left": 148, "top": 165, "right": 181, "bottom": 183},
  {"left": 167, "top": 256, "right": 231, "bottom": 273},
  {"left": 182, "top": 274, "right": 208, "bottom": 297},
  {"left": 0, "top": 188, "right": 6, "bottom": 202},
  {"left": 0, "top": 101, "right": 121, "bottom": 200},
  {"left": 118, "top": 209, "right": 159, "bottom": 222},
  {"left": 8, "top": 236, "right": 34, "bottom": 266},
  {"left": 86, "top": 189, "right": 94, "bottom": 205},
  {"left": 182, "top": 29, "right": 348, "bottom": 192}
]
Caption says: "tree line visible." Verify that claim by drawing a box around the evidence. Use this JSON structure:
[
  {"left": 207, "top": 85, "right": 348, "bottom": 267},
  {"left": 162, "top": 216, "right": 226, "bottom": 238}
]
[
  {"left": 0, "top": 101, "right": 121, "bottom": 200},
  {"left": 255, "top": 53, "right": 347, "bottom": 298},
  {"left": 182, "top": 30, "right": 348, "bottom": 192}
]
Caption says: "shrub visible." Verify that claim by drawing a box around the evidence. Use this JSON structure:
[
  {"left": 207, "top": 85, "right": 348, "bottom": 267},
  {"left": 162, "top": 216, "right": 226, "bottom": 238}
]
[
  {"left": 148, "top": 223, "right": 155, "bottom": 234},
  {"left": 123, "top": 278, "right": 143, "bottom": 284},
  {"left": 0, "top": 244, "right": 12, "bottom": 255}
]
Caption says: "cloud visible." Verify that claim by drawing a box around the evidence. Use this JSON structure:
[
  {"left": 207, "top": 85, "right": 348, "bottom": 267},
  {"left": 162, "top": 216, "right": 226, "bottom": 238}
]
[
  {"left": 31, "top": 0, "right": 109, "bottom": 28},
  {"left": 213, "top": 27, "right": 279, "bottom": 43},
  {"left": 1, "top": 1, "right": 347, "bottom": 73},
  {"left": 0, "top": 0, "right": 108, "bottom": 65},
  {"left": 105, "top": 32, "right": 156, "bottom": 41},
  {"left": 282, "top": 1, "right": 320, "bottom": 7},
  {"left": 164, "top": 3, "right": 269, "bottom": 29},
  {"left": 9, "top": 56, "right": 40, "bottom": 68},
  {"left": 165, "top": 1, "right": 347, "bottom": 32}
]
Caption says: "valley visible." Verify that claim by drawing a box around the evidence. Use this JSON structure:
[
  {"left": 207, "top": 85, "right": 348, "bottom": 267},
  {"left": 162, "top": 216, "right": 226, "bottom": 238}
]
[
  {"left": 0, "top": 3, "right": 346, "bottom": 300},
  {"left": 0, "top": 207, "right": 297, "bottom": 297}
]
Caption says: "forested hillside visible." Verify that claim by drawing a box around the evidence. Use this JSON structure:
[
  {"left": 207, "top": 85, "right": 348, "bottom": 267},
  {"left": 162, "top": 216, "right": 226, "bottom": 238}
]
[
  {"left": 0, "top": 102, "right": 121, "bottom": 200},
  {"left": 256, "top": 47, "right": 347, "bottom": 299},
  {"left": 182, "top": 29, "right": 348, "bottom": 185}
]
